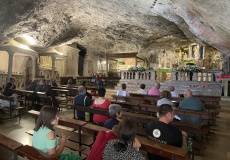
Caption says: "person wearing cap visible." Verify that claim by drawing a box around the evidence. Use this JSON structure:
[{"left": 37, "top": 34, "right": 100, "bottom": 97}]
[{"left": 104, "top": 104, "right": 122, "bottom": 129}]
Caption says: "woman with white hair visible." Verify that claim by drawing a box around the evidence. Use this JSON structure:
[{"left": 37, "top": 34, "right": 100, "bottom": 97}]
[{"left": 104, "top": 104, "right": 122, "bottom": 129}]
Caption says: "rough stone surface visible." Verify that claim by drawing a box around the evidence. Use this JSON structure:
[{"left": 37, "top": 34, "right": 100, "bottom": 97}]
[{"left": 0, "top": 0, "right": 229, "bottom": 57}]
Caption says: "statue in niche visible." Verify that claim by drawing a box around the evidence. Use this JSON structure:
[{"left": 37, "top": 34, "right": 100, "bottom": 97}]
[
  {"left": 184, "top": 52, "right": 188, "bottom": 59},
  {"left": 192, "top": 45, "right": 203, "bottom": 60}
]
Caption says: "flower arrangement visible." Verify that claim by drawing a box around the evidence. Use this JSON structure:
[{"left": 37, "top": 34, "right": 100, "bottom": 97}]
[
  {"left": 176, "top": 65, "right": 202, "bottom": 73},
  {"left": 128, "top": 66, "right": 147, "bottom": 72}
]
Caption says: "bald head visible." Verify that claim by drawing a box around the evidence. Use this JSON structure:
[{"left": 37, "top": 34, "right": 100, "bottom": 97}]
[
  {"left": 78, "top": 85, "right": 86, "bottom": 94},
  {"left": 168, "top": 86, "right": 174, "bottom": 91},
  {"left": 155, "top": 83, "right": 161, "bottom": 89},
  {"left": 184, "top": 89, "right": 192, "bottom": 98}
]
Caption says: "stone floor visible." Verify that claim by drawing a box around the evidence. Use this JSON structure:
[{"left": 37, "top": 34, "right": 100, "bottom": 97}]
[{"left": 0, "top": 90, "right": 230, "bottom": 160}]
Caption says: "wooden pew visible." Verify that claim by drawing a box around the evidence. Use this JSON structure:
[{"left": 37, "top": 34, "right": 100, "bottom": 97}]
[
  {"left": 130, "top": 93, "right": 182, "bottom": 103},
  {"left": 140, "top": 104, "right": 211, "bottom": 120},
  {"left": 17, "top": 145, "right": 58, "bottom": 160},
  {"left": 0, "top": 94, "right": 24, "bottom": 122},
  {"left": 73, "top": 105, "right": 207, "bottom": 136},
  {"left": 0, "top": 133, "right": 23, "bottom": 160},
  {"left": 82, "top": 122, "right": 189, "bottom": 160},
  {"left": 111, "top": 95, "right": 155, "bottom": 105},
  {"left": 138, "top": 136, "right": 189, "bottom": 160},
  {"left": 121, "top": 111, "right": 205, "bottom": 136},
  {"left": 14, "top": 89, "right": 47, "bottom": 110}
]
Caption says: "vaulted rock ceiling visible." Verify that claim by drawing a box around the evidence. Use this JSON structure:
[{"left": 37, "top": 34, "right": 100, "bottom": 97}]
[{"left": 0, "top": 0, "right": 229, "bottom": 57}]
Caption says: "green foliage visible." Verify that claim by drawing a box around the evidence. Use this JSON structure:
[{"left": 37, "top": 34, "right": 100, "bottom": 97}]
[
  {"left": 128, "top": 66, "right": 152, "bottom": 72},
  {"left": 176, "top": 65, "right": 202, "bottom": 73},
  {"left": 157, "top": 68, "right": 172, "bottom": 73}
]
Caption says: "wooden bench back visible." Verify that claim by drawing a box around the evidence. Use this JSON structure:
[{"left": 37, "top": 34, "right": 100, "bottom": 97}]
[
  {"left": 0, "top": 133, "right": 23, "bottom": 151},
  {"left": 17, "top": 145, "right": 58, "bottom": 160},
  {"left": 129, "top": 93, "right": 182, "bottom": 102},
  {"left": 138, "top": 136, "right": 189, "bottom": 160},
  {"left": 82, "top": 122, "right": 189, "bottom": 160},
  {"left": 111, "top": 95, "right": 155, "bottom": 105}
]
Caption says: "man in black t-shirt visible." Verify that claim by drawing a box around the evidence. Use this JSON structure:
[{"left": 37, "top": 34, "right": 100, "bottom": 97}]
[{"left": 146, "top": 104, "right": 186, "bottom": 160}]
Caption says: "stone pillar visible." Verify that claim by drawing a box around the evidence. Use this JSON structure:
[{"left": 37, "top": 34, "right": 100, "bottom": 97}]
[
  {"left": 135, "top": 72, "right": 139, "bottom": 79},
  {"left": 84, "top": 55, "right": 89, "bottom": 77},
  {"left": 105, "top": 55, "right": 108, "bottom": 77},
  {"left": 150, "top": 70, "right": 156, "bottom": 81},
  {"left": 51, "top": 56, "right": 56, "bottom": 78},
  {"left": 171, "top": 71, "right": 176, "bottom": 81},
  {"left": 63, "top": 59, "right": 67, "bottom": 76},
  {"left": 135, "top": 57, "right": 137, "bottom": 67},
  {"left": 75, "top": 53, "right": 79, "bottom": 77},
  {"left": 121, "top": 71, "right": 124, "bottom": 79},
  {"left": 200, "top": 72, "right": 204, "bottom": 81},
  {"left": 178, "top": 72, "right": 181, "bottom": 81},
  {"left": 7, "top": 52, "right": 14, "bottom": 82},
  {"left": 193, "top": 72, "right": 198, "bottom": 81},
  {"left": 31, "top": 56, "right": 37, "bottom": 80},
  {"left": 206, "top": 72, "right": 209, "bottom": 81}
]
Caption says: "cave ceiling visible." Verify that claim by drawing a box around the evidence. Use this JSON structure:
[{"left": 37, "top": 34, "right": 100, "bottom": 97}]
[{"left": 0, "top": 0, "right": 229, "bottom": 58}]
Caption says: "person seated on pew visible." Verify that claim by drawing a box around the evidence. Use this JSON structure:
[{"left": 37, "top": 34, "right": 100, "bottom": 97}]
[
  {"left": 51, "top": 78, "right": 58, "bottom": 87},
  {"left": 26, "top": 79, "right": 38, "bottom": 91},
  {"left": 74, "top": 85, "right": 92, "bottom": 120},
  {"left": 92, "top": 87, "right": 110, "bottom": 125},
  {"left": 66, "top": 79, "right": 74, "bottom": 88},
  {"left": 42, "top": 80, "right": 59, "bottom": 108},
  {"left": 157, "top": 90, "right": 174, "bottom": 107},
  {"left": 9, "top": 77, "right": 16, "bottom": 90},
  {"left": 148, "top": 82, "right": 161, "bottom": 96},
  {"left": 146, "top": 104, "right": 187, "bottom": 160},
  {"left": 137, "top": 84, "right": 147, "bottom": 95},
  {"left": 35, "top": 79, "right": 46, "bottom": 92},
  {"left": 168, "top": 85, "right": 179, "bottom": 98},
  {"left": 116, "top": 83, "right": 130, "bottom": 97},
  {"left": 66, "top": 79, "right": 77, "bottom": 97},
  {"left": 32, "top": 106, "right": 80, "bottom": 159},
  {"left": 0, "top": 82, "right": 20, "bottom": 115},
  {"left": 178, "top": 89, "right": 205, "bottom": 124},
  {"left": 81, "top": 81, "right": 92, "bottom": 100},
  {"left": 104, "top": 104, "right": 122, "bottom": 129},
  {"left": 87, "top": 124, "right": 141, "bottom": 160},
  {"left": 103, "top": 118, "right": 144, "bottom": 160}
]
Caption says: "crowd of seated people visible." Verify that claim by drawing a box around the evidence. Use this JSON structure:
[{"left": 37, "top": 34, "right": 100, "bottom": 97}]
[
  {"left": 0, "top": 78, "right": 20, "bottom": 115},
  {"left": 28, "top": 82, "right": 207, "bottom": 160}
]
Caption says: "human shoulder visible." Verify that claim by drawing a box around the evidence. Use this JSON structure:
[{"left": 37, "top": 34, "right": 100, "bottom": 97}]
[{"left": 46, "top": 131, "right": 55, "bottom": 140}]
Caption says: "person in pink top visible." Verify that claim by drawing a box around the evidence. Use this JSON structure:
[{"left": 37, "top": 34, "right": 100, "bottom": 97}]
[
  {"left": 148, "top": 82, "right": 161, "bottom": 96},
  {"left": 92, "top": 87, "right": 111, "bottom": 124}
]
